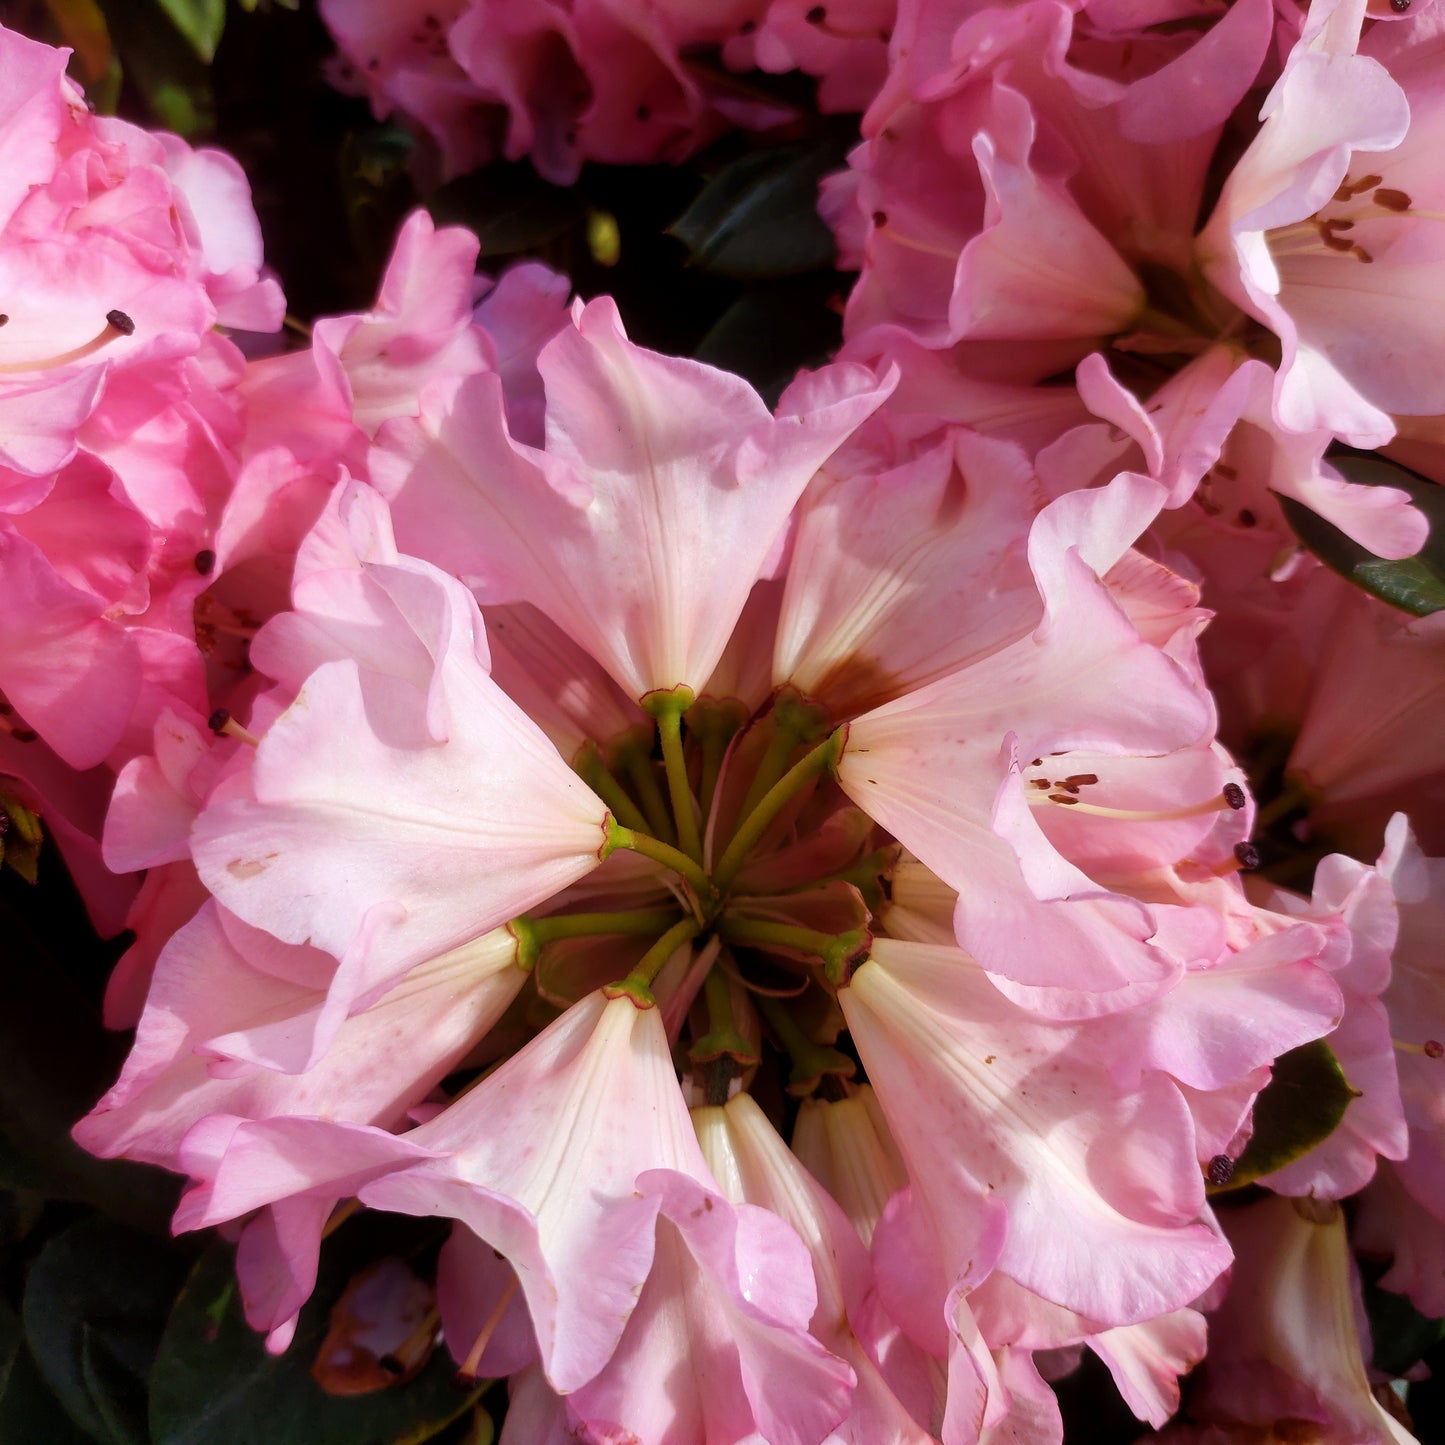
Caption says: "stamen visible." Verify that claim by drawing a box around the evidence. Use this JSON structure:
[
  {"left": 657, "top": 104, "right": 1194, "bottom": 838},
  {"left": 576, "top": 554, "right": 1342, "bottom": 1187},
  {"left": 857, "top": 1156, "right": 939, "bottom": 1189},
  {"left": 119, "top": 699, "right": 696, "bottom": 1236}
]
[
  {"left": 0, "top": 311, "right": 134, "bottom": 374},
  {"left": 194, "top": 549, "right": 216, "bottom": 576},
  {"left": 207, "top": 708, "right": 260, "bottom": 748},
  {"left": 1206, "top": 1154, "right": 1235, "bottom": 1187},
  {"left": 1394, "top": 1038, "right": 1444, "bottom": 1058},
  {"left": 1374, "top": 188, "right": 1412, "bottom": 212},
  {"left": 454, "top": 1276, "right": 520, "bottom": 1383},
  {"left": 1027, "top": 786, "right": 1244, "bottom": 823},
  {"left": 1211, "top": 840, "right": 1260, "bottom": 876},
  {"left": 1391, "top": 0, "right": 1411, "bottom": 12}
]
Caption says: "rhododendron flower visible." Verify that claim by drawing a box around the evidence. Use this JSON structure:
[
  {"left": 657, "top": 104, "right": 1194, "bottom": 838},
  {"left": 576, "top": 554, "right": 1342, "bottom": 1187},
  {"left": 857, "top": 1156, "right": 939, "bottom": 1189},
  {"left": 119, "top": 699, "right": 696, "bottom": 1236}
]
[{"left": 70, "top": 262, "right": 1363, "bottom": 1444}]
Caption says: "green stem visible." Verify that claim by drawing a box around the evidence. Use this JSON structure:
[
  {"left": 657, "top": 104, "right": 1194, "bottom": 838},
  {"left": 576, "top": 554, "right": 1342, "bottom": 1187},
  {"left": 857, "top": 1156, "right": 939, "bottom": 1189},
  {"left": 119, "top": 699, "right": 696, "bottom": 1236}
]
[
  {"left": 604, "top": 916, "right": 703, "bottom": 1007},
  {"left": 645, "top": 687, "right": 702, "bottom": 864},
  {"left": 622, "top": 747, "right": 675, "bottom": 846},
  {"left": 717, "top": 914, "right": 869, "bottom": 984},
  {"left": 713, "top": 725, "right": 848, "bottom": 890},
  {"left": 574, "top": 741, "right": 651, "bottom": 835},
  {"left": 602, "top": 817, "right": 718, "bottom": 906},
  {"left": 756, "top": 994, "right": 856, "bottom": 1099},
  {"left": 692, "top": 700, "right": 747, "bottom": 825},
  {"left": 732, "top": 718, "right": 804, "bottom": 836},
  {"left": 510, "top": 908, "right": 682, "bottom": 970}
]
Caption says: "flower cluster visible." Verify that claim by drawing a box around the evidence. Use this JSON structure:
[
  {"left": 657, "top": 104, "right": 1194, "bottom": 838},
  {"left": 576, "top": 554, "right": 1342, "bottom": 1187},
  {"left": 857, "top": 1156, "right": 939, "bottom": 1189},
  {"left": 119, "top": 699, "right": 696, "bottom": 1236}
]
[{"left": 0, "top": 0, "right": 1439, "bottom": 1440}]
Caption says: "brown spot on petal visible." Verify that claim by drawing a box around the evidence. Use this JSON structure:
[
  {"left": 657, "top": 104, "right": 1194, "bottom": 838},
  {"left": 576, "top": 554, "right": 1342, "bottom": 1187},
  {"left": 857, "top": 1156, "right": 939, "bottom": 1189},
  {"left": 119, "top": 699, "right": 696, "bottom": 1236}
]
[{"left": 227, "top": 857, "right": 270, "bottom": 879}]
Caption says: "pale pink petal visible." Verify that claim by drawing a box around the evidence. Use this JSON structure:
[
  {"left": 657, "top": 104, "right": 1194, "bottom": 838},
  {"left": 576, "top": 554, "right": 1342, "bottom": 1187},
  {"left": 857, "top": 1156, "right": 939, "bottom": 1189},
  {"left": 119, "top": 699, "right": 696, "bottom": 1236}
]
[
  {"left": 842, "top": 941, "right": 1230, "bottom": 1327},
  {"left": 192, "top": 561, "right": 606, "bottom": 983}
]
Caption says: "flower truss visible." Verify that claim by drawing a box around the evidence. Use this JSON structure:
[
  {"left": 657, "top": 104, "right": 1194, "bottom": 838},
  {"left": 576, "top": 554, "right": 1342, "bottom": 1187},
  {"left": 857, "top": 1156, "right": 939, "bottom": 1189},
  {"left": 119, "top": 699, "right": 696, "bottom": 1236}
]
[{"left": 0, "top": 0, "right": 1437, "bottom": 1441}]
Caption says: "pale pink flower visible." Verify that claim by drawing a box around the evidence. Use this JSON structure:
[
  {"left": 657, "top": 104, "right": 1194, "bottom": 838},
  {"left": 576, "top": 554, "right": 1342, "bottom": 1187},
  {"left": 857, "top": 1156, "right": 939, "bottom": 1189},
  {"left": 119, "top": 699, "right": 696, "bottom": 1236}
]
[
  {"left": 371, "top": 294, "right": 893, "bottom": 699},
  {"left": 1198, "top": 0, "right": 1445, "bottom": 446},
  {"left": 840, "top": 938, "right": 1231, "bottom": 1330},
  {"left": 1176, "top": 1194, "right": 1417, "bottom": 1444}
]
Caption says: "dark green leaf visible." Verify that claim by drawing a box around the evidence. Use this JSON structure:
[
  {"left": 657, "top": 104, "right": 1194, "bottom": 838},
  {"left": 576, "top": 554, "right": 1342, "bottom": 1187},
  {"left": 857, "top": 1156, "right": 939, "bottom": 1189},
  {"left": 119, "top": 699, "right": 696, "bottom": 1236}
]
[
  {"left": 428, "top": 164, "right": 582, "bottom": 261},
  {"left": 22, "top": 1218, "right": 187, "bottom": 1444},
  {"left": 694, "top": 275, "right": 843, "bottom": 405},
  {"left": 1281, "top": 452, "right": 1445, "bottom": 616},
  {"left": 151, "top": 1242, "right": 484, "bottom": 1445},
  {"left": 0, "top": 896, "right": 179, "bottom": 1231},
  {"left": 104, "top": 0, "right": 215, "bottom": 135},
  {"left": 1363, "top": 1267, "right": 1445, "bottom": 1378},
  {"left": 0, "top": 1298, "right": 92, "bottom": 1445},
  {"left": 340, "top": 127, "right": 420, "bottom": 271},
  {"left": 1213, "top": 1040, "right": 1357, "bottom": 1191},
  {"left": 153, "top": 0, "right": 226, "bottom": 63},
  {"left": 669, "top": 141, "right": 844, "bottom": 278}
]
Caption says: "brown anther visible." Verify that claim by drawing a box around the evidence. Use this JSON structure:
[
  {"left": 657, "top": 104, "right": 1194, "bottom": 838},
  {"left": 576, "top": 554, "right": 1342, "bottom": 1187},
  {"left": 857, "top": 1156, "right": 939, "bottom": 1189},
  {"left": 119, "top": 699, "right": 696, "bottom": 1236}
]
[
  {"left": 1351, "top": 244, "right": 1376, "bottom": 264},
  {"left": 0, "top": 315, "right": 8, "bottom": 326},
  {"left": 1063, "top": 773, "right": 1099, "bottom": 787},
  {"left": 11, "top": 727, "right": 38, "bottom": 743},
  {"left": 207, "top": 707, "right": 231, "bottom": 734},
  {"left": 1047, "top": 793, "right": 1079, "bottom": 805},
  {"left": 872, "top": 209, "right": 887, "bottom": 228},
  {"left": 1206, "top": 1154, "right": 1234, "bottom": 1187},
  {"left": 105, "top": 309, "right": 135, "bottom": 336},
  {"left": 1335, "top": 174, "right": 1383, "bottom": 201},
  {"left": 1316, "top": 217, "right": 1356, "bottom": 250},
  {"left": 1030, "top": 778, "right": 1053, "bottom": 790},
  {"left": 1374, "top": 187, "right": 1411, "bottom": 211},
  {"left": 1391, "top": 0, "right": 1412, "bottom": 12},
  {"left": 1222, "top": 783, "right": 1247, "bottom": 811},
  {"left": 1233, "top": 841, "right": 1261, "bottom": 870},
  {"left": 194, "top": 548, "right": 216, "bottom": 576},
  {"left": 1426, "top": 1040, "right": 1443, "bottom": 1059}
]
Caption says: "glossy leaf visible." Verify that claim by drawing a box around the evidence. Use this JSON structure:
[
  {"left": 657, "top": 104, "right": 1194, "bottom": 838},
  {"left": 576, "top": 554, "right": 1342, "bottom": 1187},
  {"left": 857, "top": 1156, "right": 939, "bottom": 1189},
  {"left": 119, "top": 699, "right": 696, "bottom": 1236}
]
[
  {"left": 151, "top": 1241, "right": 485, "bottom": 1445},
  {"left": 694, "top": 275, "right": 843, "bottom": 405},
  {"left": 0, "top": 897, "right": 179, "bottom": 1231},
  {"left": 669, "top": 141, "right": 844, "bottom": 278},
  {"left": 1214, "top": 1040, "right": 1356, "bottom": 1192},
  {"left": 22, "top": 1217, "right": 188, "bottom": 1444},
  {"left": 1281, "top": 453, "right": 1445, "bottom": 617},
  {"left": 1363, "top": 1267, "right": 1445, "bottom": 1379},
  {"left": 429, "top": 163, "right": 581, "bottom": 261},
  {"left": 0, "top": 1298, "right": 92, "bottom": 1445},
  {"left": 153, "top": 0, "right": 226, "bottom": 63}
]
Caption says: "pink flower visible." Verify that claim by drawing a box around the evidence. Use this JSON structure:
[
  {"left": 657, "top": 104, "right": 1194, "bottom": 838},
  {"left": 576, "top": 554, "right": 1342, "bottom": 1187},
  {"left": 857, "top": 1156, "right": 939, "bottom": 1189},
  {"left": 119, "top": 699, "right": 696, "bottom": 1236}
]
[
  {"left": 1197, "top": 0, "right": 1445, "bottom": 445},
  {"left": 1176, "top": 1194, "right": 1416, "bottom": 1444}
]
